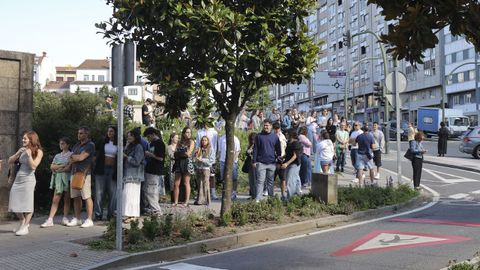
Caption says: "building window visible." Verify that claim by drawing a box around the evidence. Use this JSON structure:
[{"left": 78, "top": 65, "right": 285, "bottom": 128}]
[
  {"left": 56, "top": 77, "right": 63, "bottom": 81},
  {"left": 98, "top": 75, "right": 105, "bottom": 81},
  {"left": 457, "top": 72, "right": 464, "bottom": 83},
  {"left": 67, "top": 77, "right": 74, "bottom": 82},
  {"left": 453, "top": 95, "right": 460, "bottom": 105},
  {"left": 469, "top": 70, "right": 475, "bottom": 81},
  {"left": 92, "top": 75, "right": 95, "bottom": 81},
  {"left": 84, "top": 75, "right": 89, "bottom": 81},
  {"left": 338, "top": 0, "right": 342, "bottom": 5},
  {"left": 128, "top": 88, "right": 138, "bottom": 95},
  {"left": 429, "top": 90, "right": 435, "bottom": 99},
  {"left": 465, "top": 93, "right": 472, "bottom": 104}
]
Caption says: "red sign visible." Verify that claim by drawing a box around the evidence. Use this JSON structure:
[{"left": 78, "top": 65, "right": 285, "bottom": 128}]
[{"left": 331, "top": 230, "right": 471, "bottom": 256}]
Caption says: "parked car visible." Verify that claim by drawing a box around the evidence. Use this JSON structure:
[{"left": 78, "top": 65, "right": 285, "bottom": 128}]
[
  {"left": 459, "top": 126, "right": 480, "bottom": 159},
  {"left": 387, "top": 121, "right": 409, "bottom": 141}
]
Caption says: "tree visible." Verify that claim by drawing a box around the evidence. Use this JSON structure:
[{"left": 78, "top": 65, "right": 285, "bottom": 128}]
[
  {"left": 98, "top": 0, "right": 319, "bottom": 216},
  {"left": 368, "top": 0, "right": 480, "bottom": 64}
]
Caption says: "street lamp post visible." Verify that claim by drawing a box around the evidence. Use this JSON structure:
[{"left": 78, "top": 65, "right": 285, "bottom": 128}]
[
  {"left": 347, "top": 30, "right": 390, "bottom": 153},
  {"left": 442, "top": 61, "right": 480, "bottom": 122}
]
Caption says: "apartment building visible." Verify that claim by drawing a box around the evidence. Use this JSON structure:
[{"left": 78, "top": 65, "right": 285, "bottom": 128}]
[{"left": 269, "top": 0, "right": 447, "bottom": 125}]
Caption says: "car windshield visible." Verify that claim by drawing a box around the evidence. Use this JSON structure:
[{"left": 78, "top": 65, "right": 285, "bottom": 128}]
[{"left": 451, "top": 117, "right": 469, "bottom": 126}]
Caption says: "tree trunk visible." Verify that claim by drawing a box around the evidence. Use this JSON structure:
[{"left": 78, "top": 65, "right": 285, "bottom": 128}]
[{"left": 220, "top": 111, "right": 237, "bottom": 217}]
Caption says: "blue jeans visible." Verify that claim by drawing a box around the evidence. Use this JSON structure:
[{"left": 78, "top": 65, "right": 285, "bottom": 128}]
[
  {"left": 336, "top": 151, "right": 346, "bottom": 170},
  {"left": 220, "top": 161, "right": 238, "bottom": 182},
  {"left": 94, "top": 165, "right": 116, "bottom": 219},
  {"left": 286, "top": 164, "right": 301, "bottom": 198},
  {"left": 255, "top": 163, "right": 276, "bottom": 200},
  {"left": 299, "top": 154, "right": 311, "bottom": 186},
  {"left": 350, "top": 149, "right": 358, "bottom": 171}
]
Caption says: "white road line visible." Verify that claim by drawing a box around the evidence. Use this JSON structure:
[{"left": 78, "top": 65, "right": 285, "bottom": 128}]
[
  {"left": 160, "top": 263, "right": 227, "bottom": 270},
  {"left": 448, "top": 193, "right": 470, "bottom": 200},
  {"left": 128, "top": 168, "right": 440, "bottom": 270},
  {"left": 423, "top": 162, "right": 480, "bottom": 175},
  {"left": 423, "top": 168, "right": 478, "bottom": 184},
  {"left": 471, "top": 190, "right": 480, "bottom": 194}
]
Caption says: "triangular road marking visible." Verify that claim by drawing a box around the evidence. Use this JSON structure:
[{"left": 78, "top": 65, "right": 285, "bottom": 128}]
[
  {"left": 424, "top": 169, "right": 478, "bottom": 184},
  {"left": 331, "top": 230, "right": 471, "bottom": 256}
]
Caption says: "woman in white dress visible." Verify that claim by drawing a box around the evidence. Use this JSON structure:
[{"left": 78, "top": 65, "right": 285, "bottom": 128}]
[
  {"left": 314, "top": 130, "right": 335, "bottom": 174},
  {"left": 9, "top": 131, "right": 44, "bottom": 236},
  {"left": 122, "top": 129, "right": 145, "bottom": 222}
]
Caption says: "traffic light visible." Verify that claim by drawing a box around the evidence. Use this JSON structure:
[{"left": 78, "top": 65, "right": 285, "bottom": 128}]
[
  {"left": 373, "top": 81, "right": 384, "bottom": 103},
  {"left": 343, "top": 30, "right": 351, "bottom": 48}
]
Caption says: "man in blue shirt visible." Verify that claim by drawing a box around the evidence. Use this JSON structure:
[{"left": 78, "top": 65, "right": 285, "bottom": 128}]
[
  {"left": 253, "top": 119, "right": 282, "bottom": 202},
  {"left": 355, "top": 125, "right": 377, "bottom": 186}
]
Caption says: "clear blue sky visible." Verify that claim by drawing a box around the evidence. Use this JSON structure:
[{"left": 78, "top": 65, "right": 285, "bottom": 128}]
[{"left": 0, "top": 0, "right": 113, "bottom": 66}]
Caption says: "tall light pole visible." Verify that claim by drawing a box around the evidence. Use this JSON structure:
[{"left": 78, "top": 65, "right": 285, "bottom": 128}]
[
  {"left": 345, "top": 30, "right": 390, "bottom": 153},
  {"left": 442, "top": 61, "right": 480, "bottom": 122}
]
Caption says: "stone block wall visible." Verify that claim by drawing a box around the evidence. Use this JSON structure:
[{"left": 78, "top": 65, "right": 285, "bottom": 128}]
[{"left": 0, "top": 50, "right": 34, "bottom": 218}]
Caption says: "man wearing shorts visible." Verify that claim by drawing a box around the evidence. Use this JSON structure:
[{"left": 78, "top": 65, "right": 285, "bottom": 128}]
[
  {"left": 355, "top": 125, "right": 377, "bottom": 186},
  {"left": 67, "top": 126, "right": 95, "bottom": 228}
]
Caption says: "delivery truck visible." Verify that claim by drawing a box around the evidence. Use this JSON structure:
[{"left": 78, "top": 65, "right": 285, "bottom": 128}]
[{"left": 417, "top": 108, "right": 470, "bottom": 138}]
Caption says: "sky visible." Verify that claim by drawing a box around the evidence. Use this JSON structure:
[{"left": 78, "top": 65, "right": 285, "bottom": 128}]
[{"left": 0, "top": 0, "right": 113, "bottom": 66}]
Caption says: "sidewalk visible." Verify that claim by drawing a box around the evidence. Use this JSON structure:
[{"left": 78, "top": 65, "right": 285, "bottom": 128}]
[
  {"left": 388, "top": 150, "right": 480, "bottom": 173},
  {"left": 0, "top": 162, "right": 409, "bottom": 270}
]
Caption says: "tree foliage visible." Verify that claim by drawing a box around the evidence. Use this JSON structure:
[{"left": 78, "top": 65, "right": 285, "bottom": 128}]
[
  {"left": 98, "top": 0, "right": 320, "bottom": 215},
  {"left": 368, "top": 0, "right": 480, "bottom": 64}
]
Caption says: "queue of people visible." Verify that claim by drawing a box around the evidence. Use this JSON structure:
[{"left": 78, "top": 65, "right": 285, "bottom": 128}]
[{"left": 4, "top": 104, "right": 430, "bottom": 237}]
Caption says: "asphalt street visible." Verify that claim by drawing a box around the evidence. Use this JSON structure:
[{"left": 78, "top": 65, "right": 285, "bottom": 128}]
[
  {"left": 129, "top": 158, "right": 480, "bottom": 270},
  {"left": 388, "top": 139, "right": 473, "bottom": 159}
]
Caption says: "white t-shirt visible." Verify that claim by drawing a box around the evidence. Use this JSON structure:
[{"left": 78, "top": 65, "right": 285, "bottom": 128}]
[
  {"left": 218, "top": 135, "right": 241, "bottom": 162},
  {"left": 349, "top": 130, "right": 364, "bottom": 149},
  {"left": 316, "top": 139, "right": 334, "bottom": 161}
]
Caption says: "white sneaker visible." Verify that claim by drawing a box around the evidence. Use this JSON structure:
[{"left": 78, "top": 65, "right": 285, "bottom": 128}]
[
  {"left": 374, "top": 173, "right": 380, "bottom": 180},
  {"left": 62, "top": 217, "right": 69, "bottom": 226},
  {"left": 263, "top": 190, "right": 268, "bottom": 196},
  {"left": 13, "top": 221, "right": 25, "bottom": 233},
  {"left": 66, "top": 218, "right": 82, "bottom": 227},
  {"left": 15, "top": 224, "right": 29, "bottom": 236},
  {"left": 80, "top": 219, "right": 94, "bottom": 228},
  {"left": 40, "top": 218, "right": 54, "bottom": 228},
  {"left": 351, "top": 178, "right": 359, "bottom": 183}
]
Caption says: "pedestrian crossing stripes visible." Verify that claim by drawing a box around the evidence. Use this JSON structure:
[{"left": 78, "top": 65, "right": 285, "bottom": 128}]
[{"left": 448, "top": 193, "right": 470, "bottom": 200}]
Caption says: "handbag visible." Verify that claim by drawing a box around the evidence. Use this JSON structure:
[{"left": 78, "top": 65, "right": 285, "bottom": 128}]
[
  {"left": 7, "top": 159, "right": 21, "bottom": 185},
  {"left": 71, "top": 171, "right": 87, "bottom": 190},
  {"left": 241, "top": 156, "right": 251, "bottom": 173},
  {"left": 404, "top": 149, "right": 414, "bottom": 161}
]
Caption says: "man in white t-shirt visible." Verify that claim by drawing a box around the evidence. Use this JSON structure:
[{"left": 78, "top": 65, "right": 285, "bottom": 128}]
[
  {"left": 317, "top": 109, "right": 329, "bottom": 129},
  {"left": 348, "top": 121, "right": 363, "bottom": 178},
  {"left": 196, "top": 123, "right": 219, "bottom": 199},
  {"left": 217, "top": 134, "right": 241, "bottom": 200}
]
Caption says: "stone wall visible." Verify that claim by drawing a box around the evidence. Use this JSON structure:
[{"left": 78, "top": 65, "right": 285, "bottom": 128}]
[{"left": 0, "top": 50, "right": 34, "bottom": 218}]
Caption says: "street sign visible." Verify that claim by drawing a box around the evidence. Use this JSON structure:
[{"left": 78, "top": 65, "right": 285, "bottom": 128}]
[
  {"left": 331, "top": 230, "right": 471, "bottom": 257},
  {"left": 289, "top": 82, "right": 308, "bottom": 93},
  {"left": 314, "top": 71, "right": 346, "bottom": 93},
  {"left": 385, "top": 71, "right": 407, "bottom": 93}
]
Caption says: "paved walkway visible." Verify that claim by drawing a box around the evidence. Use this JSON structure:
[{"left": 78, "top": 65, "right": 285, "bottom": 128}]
[{"left": 0, "top": 156, "right": 419, "bottom": 270}]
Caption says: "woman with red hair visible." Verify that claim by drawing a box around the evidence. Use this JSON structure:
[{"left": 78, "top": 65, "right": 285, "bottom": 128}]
[{"left": 8, "top": 131, "right": 43, "bottom": 236}]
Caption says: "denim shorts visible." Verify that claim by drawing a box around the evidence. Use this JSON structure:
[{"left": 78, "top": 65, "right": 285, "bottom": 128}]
[
  {"left": 320, "top": 160, "right": 332, "bottom": 166},
  {"left": 355, "top": 153, "right": 374, "bottom": 170}
]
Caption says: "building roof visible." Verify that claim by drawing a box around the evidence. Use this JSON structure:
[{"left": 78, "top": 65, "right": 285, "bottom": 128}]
[
  {"left": 44, "top": 81, "right": 71, "bottom": 90},
  {"left": 70, "top": 80, "right": 112, "bottom": 85},
  {"left": 77, "top": 59, "right": 109, "bottom": 70},
  {"left": 56, "top": 66, "right": 76, "bottom": 73}
]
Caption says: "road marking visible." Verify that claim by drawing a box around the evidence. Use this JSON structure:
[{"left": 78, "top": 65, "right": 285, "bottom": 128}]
[
  {"left": 159, "top": 263, "right": 227, "bottom": 270},
  {"left": 423, "top": 168, "right": 478, "bottom": 184},
  {"left": 390, "top": 218, "right": 480, "bottom": 228},
  {"left": 331, "top": 230, "right": 471, "bottom": 256},
  {"left": 448, "top": 193, "right": 470, "bottom": 199},
  {"left": 127, "top": 168, "right": 440, "bottom": 270},
  {"left": 471, "top": 190, "right": 480, "bottom": 194}
]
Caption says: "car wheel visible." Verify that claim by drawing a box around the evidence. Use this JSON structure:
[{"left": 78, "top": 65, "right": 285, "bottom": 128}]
[{"left": 474, "top": 146, "right": 480, "bottom": 159}]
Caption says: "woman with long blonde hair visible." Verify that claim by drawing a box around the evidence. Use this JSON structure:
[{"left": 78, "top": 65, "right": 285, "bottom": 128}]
[
  {"left": 194, "top": 136, "right": 215, "bottom": 205},
  {"left": 8, "top": 131, "right": 44, "bottom": 236}
]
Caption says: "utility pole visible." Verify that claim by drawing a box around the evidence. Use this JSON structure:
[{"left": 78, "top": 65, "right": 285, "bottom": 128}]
[
  {"left": 393, "top": 59, "right": 402, "bottom": 184},
  {"left": 112, "top": 40, "right": 136, "bottom": 251}
]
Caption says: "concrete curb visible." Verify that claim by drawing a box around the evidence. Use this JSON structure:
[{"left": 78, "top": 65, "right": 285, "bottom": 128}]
[
  {"left": 88, "top": 193, "right": 431, "bottom": 270},
  {"left": 423, "top": 159, "right": 480, "bottom": 174}
]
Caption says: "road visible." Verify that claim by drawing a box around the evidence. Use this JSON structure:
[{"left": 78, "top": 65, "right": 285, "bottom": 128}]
[
  {"left": 128, "top": 158, "right": 480, "bottom": 270},
  {"left": 388, "top": 139, "right": 473, "bottom": 159}
]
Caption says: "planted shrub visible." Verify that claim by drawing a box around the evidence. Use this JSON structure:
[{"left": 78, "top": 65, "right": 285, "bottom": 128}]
[
  {"left": 127, "top": 219, "right": 144, "bottom": 245},
  {"left": 142, "top": 216, "right": 160, "bottom": 241}
]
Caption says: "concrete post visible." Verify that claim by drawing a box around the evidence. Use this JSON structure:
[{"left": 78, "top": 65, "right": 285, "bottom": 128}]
[{"left": 311, "top": 173, "right": 338, "bottom": 205}]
